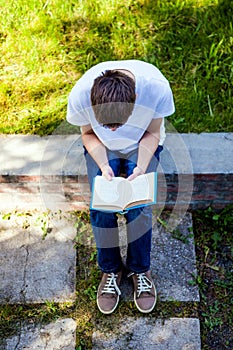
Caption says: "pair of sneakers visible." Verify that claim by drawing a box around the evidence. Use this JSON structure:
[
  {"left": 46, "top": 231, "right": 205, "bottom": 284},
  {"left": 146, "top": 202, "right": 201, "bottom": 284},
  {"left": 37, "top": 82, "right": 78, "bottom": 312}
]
[{"left": 97, "top": 270, "right": 157, "bottom": 314}]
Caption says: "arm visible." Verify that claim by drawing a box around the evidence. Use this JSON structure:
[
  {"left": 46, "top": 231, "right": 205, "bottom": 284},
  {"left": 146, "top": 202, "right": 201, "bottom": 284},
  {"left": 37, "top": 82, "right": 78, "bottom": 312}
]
[
  {"left": 81, "top": 124, "right": 114, "bottom": 180},
  {"left": 127, "top": 118, "right": 162, "bottom": 181}
]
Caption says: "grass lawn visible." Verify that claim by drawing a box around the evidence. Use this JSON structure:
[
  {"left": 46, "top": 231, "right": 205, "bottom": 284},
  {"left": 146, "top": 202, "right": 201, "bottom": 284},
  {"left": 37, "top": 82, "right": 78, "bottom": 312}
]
[{"left": 0, "top": 0, "right": 232, "bottom": 135}]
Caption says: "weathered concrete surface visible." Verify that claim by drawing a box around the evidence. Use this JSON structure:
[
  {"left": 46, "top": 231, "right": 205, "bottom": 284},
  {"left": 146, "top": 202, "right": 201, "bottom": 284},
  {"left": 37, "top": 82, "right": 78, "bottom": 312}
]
[
  {"left": 0, "top": 133, "right": 86, "bottom": 176},
  {"left": 161, "top": 132, "right": 233, "bottom": 174},
  {"left": 0, "top": 318, "right": 76, "bottom": 350},
  {"left": 0, "top": 209, "right": 201, "bottom": 349},
  {"left": 151, "top": 212, "right": 199, "bottom": 301},
  {"left": 92, "top": 317, "right": 201, "bottom": 350},
  {"left": 119, "top": 212, "right": 199, "bottom": 302},
  {"left": 0, "top": 210, "right": 198, "bottom": 305},
  {"left": 0, "top": 133, "right": 232, "bottom": 175},
  {"left": 0, "top": 213, "right": 76, "bottom": 304}
]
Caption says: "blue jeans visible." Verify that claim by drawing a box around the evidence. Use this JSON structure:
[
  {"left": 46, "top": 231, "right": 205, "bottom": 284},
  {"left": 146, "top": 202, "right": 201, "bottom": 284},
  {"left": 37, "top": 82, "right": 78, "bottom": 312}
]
[{"left": 84, "top": 145, "right": 163, "bottom": 274}]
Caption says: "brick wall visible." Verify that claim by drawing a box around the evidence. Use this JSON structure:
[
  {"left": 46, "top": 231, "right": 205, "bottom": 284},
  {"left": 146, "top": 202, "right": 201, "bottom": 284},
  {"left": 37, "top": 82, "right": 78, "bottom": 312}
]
[{"left": 1, "top": 173, "right": 232, "bottom": 212}]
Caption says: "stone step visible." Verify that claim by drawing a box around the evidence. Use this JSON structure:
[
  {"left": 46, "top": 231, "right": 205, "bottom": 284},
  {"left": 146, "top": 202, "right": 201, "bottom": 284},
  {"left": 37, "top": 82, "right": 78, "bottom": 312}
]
[
  {"left": 119, "top": 212, "right": 199, "bottom": 302},
  {"left": 0, "top": 211, "right": 200, "bottom": 349},
  {"left": 1, "top": 317, "right": 201, "bottom": 350},
  {"left": 92, "top": 317, "right": 201, "bottom": 350},
  {"left": 0, "top": 212, "right": 77, "bottom": 304},
  {"left": 0, "top": 211, "right": 198, "bottom": 304},
  {"left": 0, "top": 318, "right": 76, "bottom": 350}
]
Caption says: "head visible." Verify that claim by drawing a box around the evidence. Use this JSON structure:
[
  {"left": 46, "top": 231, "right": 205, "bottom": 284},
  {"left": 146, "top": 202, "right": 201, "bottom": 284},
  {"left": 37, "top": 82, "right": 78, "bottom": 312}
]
[{"left": 91, "top": 70, "right": 136, "bottom": 129}]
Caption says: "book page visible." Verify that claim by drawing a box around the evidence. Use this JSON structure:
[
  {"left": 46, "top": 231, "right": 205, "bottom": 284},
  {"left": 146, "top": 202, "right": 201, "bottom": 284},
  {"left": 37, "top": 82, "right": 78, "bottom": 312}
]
[
  {"left": 130, "top": 174, "right": 150, "bottom": 202},
  {"left": 94, "top": 176, "right": 126, "bottom": 205}
]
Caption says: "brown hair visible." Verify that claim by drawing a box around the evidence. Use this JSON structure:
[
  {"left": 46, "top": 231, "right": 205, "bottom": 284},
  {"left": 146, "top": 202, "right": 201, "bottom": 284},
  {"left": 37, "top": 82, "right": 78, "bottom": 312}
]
[{"left": 91, "top": 70, "right": 136, "bottom": 127}]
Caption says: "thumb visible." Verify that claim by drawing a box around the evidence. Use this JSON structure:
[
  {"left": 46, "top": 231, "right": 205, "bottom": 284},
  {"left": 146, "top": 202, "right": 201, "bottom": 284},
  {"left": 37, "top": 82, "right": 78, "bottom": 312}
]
[
  {"left": 102, "top": 166, "right": 114, "bottom": 181},
  {"left": 127, "top": 173, "right": 136, "bottom": 181}
]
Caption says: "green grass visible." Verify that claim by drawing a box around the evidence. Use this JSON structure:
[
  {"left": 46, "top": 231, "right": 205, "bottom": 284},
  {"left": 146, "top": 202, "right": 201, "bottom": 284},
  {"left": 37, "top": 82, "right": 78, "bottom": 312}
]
[
  {"left": 193, "top": 205, "right": 233, "bottom": 349},
  {"left": 0, "top": 0, "right": 232, "bottom": 135}
]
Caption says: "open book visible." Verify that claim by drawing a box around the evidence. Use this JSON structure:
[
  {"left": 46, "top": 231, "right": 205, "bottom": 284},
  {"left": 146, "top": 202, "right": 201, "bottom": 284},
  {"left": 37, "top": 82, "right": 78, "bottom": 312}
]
[{"left": 90, "top": 172, "right": 157, "bottom": 212}]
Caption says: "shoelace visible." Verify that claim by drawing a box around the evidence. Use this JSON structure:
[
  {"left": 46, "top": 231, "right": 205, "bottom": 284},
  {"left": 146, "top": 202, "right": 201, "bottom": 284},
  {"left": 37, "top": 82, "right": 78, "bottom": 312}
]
[
  {"left": 101, "top": 273, "right": 121, "bottom": 296},
  {"left": 128, "top": 272, "right": 153, "bottom": 298}
]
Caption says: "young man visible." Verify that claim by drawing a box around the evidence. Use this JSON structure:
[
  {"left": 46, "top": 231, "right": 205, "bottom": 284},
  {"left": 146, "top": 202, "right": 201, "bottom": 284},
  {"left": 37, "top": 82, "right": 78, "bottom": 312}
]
[{"left": 67, "top": 60, "right": 175, "bottom": 314}]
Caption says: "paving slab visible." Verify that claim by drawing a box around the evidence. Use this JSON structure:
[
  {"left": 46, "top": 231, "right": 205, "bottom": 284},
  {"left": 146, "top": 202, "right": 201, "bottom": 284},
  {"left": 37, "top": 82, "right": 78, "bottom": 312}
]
[
  {"left": 0, "top": 318, "right": 76, "bottom": 350},
  {"left": 119, "top": 212, "right": 199, "bottom": 302},
  {"left": 92, "top": 317, "right": 201, "bottom": 350},
  {"left": 0, "top": 212, "right": 76, "bottom": 304}
]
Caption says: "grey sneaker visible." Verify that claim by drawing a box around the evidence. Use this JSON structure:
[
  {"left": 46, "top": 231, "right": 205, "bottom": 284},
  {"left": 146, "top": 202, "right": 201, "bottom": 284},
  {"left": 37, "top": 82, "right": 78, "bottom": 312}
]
[
  {"left": 128, "top": 270, "right": 157, "bottom": 313},
  {"left": 97, "top": 271, "right": 122, "bottom": 314}
]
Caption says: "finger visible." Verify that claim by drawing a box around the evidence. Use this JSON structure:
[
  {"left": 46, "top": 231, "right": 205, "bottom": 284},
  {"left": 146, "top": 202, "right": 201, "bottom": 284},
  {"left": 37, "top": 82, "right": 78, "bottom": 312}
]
[
  {"left": 104, "top": 169, "right": 114, "bottom": 181},
  {"left": 109, "top": 169, "right": 115, "bottom": 178},
  {"left": 104, "top": 173, "right": 112, "bottom": 181},
  {"left": 127, "top": 173, "right": 136, "bottom": 181}
]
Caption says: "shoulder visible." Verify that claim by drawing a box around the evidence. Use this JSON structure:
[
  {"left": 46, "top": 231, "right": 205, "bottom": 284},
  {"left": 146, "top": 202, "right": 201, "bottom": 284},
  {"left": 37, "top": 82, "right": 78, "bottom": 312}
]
[
  {"left": 130, "top": 61, "right": 169, "bottom": 81},
  {"left": 137, "top": 76, "right": 172, "bottom": 100}
]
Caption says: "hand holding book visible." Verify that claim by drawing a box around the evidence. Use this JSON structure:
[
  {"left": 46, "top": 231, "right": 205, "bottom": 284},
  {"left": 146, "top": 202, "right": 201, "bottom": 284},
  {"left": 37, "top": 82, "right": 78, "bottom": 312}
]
[{"left": 127, "top": 166, "right": 145, "bottom": 181}]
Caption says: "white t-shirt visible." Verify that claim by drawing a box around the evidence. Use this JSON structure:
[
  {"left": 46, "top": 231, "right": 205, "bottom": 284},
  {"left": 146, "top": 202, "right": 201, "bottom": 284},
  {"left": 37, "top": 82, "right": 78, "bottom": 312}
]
[{"left": 67, "top": 60, "right": 175, "bottom": 153}]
